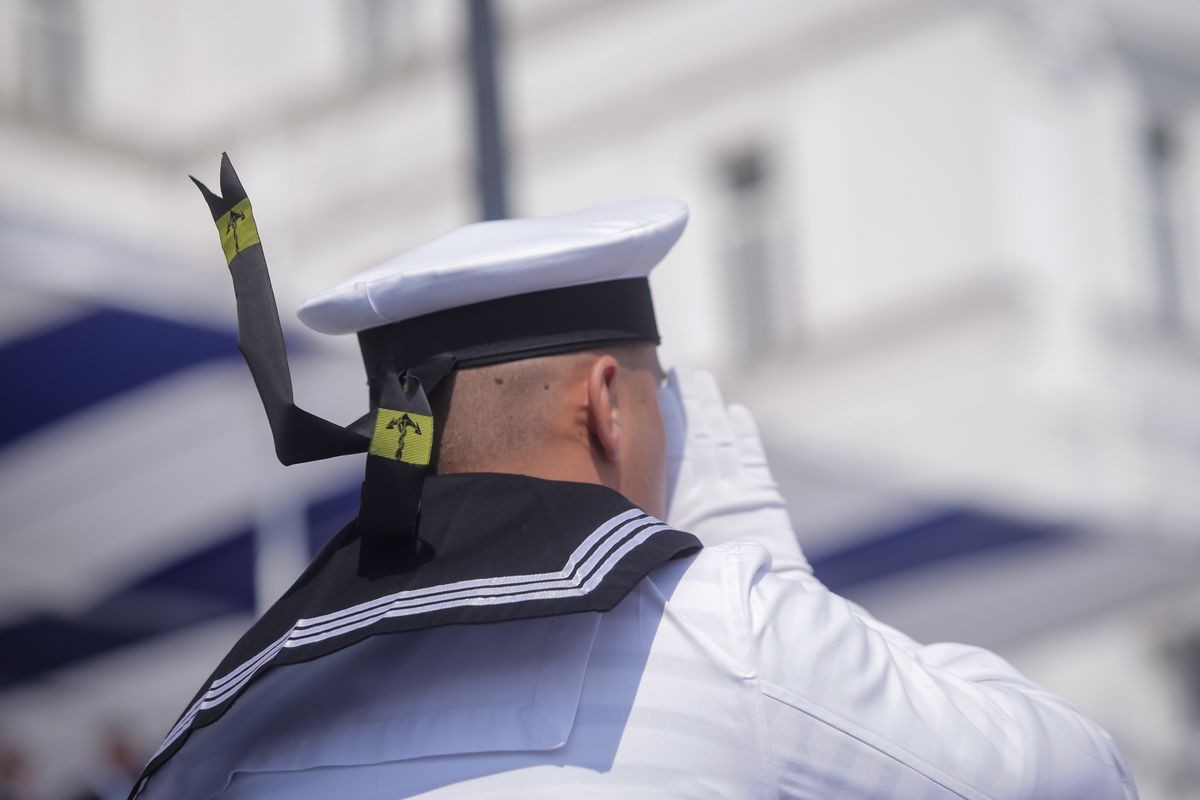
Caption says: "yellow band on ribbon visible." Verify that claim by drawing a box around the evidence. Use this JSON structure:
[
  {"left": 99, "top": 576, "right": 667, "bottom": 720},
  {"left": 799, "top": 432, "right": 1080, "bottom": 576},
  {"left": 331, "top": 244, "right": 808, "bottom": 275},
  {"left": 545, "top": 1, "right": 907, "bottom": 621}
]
[
  {"left": 215, "top": 198, "right": 261, "bottom": 263},
  {"left": 369, "top": 409, "right": 434, "bottom": 465}
]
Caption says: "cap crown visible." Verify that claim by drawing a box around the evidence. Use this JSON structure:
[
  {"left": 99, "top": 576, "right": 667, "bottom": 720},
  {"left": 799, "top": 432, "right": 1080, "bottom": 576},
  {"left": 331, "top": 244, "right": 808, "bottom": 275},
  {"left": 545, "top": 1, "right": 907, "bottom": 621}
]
[{"left": 298, "top": 199, "right": 688, "bottom": 335}]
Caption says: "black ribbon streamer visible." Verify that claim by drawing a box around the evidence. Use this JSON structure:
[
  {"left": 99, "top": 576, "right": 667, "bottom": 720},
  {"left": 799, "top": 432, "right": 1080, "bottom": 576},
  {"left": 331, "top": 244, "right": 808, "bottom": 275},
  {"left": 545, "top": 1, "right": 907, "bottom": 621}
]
[
  {"left": 190, "top": 154, "right": 372, "bottom": 465},
  {"left": 190, "top": 154, "right": 449, "bottom": 545},
  {"left": 358, "top": 359, "right": 453, "bottom": 550}
]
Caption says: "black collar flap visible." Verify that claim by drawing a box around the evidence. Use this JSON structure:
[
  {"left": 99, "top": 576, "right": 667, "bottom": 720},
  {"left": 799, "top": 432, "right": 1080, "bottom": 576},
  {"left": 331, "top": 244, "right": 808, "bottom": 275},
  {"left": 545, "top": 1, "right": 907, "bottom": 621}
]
[{"left": 132, "top": 473, "right": 700, "bottom": 795}]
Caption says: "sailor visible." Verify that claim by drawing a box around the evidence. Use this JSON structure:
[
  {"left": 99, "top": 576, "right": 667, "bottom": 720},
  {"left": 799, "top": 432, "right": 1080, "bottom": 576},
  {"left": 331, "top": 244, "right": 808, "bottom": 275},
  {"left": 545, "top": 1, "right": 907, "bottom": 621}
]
[{"left": 130, "top": 155, "right": 1136, "bottom": 799}]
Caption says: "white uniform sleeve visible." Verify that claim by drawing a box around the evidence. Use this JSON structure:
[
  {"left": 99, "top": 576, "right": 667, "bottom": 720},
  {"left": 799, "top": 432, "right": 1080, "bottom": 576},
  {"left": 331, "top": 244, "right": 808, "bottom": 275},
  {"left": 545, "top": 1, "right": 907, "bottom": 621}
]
[{"left": 728, "top": 543, "right": 1138, "bottom": 800}]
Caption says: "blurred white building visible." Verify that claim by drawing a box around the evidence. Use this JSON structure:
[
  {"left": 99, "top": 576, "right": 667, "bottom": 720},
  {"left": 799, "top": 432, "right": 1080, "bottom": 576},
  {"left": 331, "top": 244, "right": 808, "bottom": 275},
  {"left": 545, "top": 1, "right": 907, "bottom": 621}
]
[{"left": 0, "top": 0, "right": 1198, "bottom": 797}]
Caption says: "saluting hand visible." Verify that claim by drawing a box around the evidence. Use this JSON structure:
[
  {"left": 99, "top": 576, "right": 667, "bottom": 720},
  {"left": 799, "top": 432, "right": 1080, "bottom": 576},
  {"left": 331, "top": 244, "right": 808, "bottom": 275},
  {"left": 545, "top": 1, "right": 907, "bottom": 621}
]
[{"left": 659, "top": 367, "right": 814, "bottom": 581}]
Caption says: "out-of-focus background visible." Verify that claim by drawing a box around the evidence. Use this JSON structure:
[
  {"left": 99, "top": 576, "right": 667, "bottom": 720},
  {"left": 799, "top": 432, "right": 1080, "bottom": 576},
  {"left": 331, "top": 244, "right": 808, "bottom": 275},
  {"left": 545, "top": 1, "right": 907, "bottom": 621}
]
[{"left": 0, "top": 0, "right": 1198, "bottom": 797}]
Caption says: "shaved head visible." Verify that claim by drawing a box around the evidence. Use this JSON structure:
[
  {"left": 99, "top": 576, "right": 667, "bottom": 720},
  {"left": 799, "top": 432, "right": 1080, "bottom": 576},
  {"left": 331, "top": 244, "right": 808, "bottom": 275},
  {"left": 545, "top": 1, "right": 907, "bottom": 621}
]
[{"left": 431, "top": 343, "right": 667, "bottom": 516}]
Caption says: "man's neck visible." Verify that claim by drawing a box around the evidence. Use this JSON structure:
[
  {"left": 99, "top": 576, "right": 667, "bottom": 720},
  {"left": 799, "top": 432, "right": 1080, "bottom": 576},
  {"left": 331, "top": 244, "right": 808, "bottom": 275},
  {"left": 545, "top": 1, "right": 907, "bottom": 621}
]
[{"left": 436, "top": 447, "right": 615, "bottom": 495}]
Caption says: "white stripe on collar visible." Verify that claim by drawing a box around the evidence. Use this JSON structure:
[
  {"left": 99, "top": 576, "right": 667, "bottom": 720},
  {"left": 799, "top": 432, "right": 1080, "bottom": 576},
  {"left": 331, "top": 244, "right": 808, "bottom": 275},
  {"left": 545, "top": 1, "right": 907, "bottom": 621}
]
[{"left": 149, "top": 508, "right": 668, "bottom": 761}]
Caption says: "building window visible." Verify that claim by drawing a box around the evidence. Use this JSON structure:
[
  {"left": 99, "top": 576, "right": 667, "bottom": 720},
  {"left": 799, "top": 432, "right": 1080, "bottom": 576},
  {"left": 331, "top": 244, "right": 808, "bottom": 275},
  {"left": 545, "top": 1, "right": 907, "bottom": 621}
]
[
  {"left": 19, "top": 0, "right": 83, "bottom": 123},
  {"left": 1142, "top": 118, "right": 1198, "bottom": 339},
  {"left": 348, "top": 0, "right": 417, "bottom": 81},
  {"left": 719, "top": 147, "right": 796, "bottom": 360}
]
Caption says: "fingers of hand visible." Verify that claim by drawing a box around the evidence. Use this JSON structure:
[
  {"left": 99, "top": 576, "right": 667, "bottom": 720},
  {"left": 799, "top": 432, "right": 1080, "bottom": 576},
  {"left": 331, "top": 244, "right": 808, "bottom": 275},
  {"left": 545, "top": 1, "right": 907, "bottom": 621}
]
[
  {"left": 678, "top": 368, "right": 739, "bottom": 481},
  {"left": 684, "top": 369, "right": 732, "bottom": 441},
  {"left": 728, "top": 403, "right": 773, "bottom": 485}
]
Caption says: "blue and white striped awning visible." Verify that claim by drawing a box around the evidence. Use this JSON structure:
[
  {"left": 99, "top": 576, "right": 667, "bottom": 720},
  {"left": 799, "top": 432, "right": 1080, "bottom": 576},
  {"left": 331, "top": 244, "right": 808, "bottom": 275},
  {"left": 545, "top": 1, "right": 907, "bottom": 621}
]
[{"left": 0, "top": 287, "right": 371, "bottom": 684}]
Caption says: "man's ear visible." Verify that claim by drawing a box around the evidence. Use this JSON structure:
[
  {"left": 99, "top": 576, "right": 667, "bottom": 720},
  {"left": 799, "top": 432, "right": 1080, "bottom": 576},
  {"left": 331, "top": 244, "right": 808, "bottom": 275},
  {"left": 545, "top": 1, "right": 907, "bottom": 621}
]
[{"left": 586, "top": 355, "right": 621, "bottom": 463}]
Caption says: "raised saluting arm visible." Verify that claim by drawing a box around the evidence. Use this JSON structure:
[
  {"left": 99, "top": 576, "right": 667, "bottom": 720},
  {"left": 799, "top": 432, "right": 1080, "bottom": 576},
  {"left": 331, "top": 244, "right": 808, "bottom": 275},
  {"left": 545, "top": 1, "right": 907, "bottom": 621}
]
[{"left": 661, "top": 368, "right": 1136, "bottom": 799}]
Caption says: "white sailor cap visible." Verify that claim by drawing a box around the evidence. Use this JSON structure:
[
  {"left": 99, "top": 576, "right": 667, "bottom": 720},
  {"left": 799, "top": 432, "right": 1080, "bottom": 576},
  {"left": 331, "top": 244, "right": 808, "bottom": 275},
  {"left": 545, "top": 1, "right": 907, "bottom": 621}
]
[
  {"left": 295, "top": 199, "right": 688, "bottom": 380},
  {"left": 299, "top": 200, "right": 687, "bottom": 337}
]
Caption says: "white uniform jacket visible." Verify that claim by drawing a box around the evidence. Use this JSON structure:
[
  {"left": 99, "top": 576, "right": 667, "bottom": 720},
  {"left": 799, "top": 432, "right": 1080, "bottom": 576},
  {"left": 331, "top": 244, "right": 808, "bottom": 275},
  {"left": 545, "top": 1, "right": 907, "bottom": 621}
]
[{"left": 138, "top": 475, "right": 1135, "bottom": 799}]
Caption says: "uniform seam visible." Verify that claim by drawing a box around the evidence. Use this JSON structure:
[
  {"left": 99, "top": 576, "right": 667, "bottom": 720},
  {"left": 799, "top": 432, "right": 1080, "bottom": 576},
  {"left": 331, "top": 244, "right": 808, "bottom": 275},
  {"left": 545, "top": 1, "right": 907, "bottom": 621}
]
[
  {"left": 757, "top": 678, "right": 991, "bottom": 800},
  {"left": 721, "top": 544, "right": 783, "bottom": 800}
]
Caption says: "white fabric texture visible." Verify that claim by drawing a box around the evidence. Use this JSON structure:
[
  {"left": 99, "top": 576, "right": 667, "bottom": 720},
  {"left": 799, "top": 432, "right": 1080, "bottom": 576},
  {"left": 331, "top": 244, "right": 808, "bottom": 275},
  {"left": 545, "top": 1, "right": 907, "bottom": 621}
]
[
  {"left": 297, "top": 200, "right": 688, "bottom": 335},
  {"left": 146, "top": 542, "right": 1135, "bottom": 800}
]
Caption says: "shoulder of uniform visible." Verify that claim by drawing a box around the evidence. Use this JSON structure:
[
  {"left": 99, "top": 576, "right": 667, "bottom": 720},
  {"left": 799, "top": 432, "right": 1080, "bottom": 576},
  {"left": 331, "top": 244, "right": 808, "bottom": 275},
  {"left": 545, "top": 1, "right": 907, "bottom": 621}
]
[
  {"left": 644, "top": 539, "right": 776, "bottom": 602},
  {"left": 667, "top": 538, "right": 775, "bottom": 570},
  {"left": 638, "top": 541, "right": 772, "bottom": 676},
  {"left": 700, "top": 539, "right": 776, "bottom": 573}
]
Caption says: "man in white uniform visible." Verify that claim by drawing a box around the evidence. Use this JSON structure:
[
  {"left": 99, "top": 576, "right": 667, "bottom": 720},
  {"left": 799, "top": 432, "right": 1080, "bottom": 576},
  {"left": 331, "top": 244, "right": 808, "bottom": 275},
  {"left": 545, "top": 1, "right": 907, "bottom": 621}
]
[{"left": 131, "top": 156, "right": 1136, "bottom": 799}]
